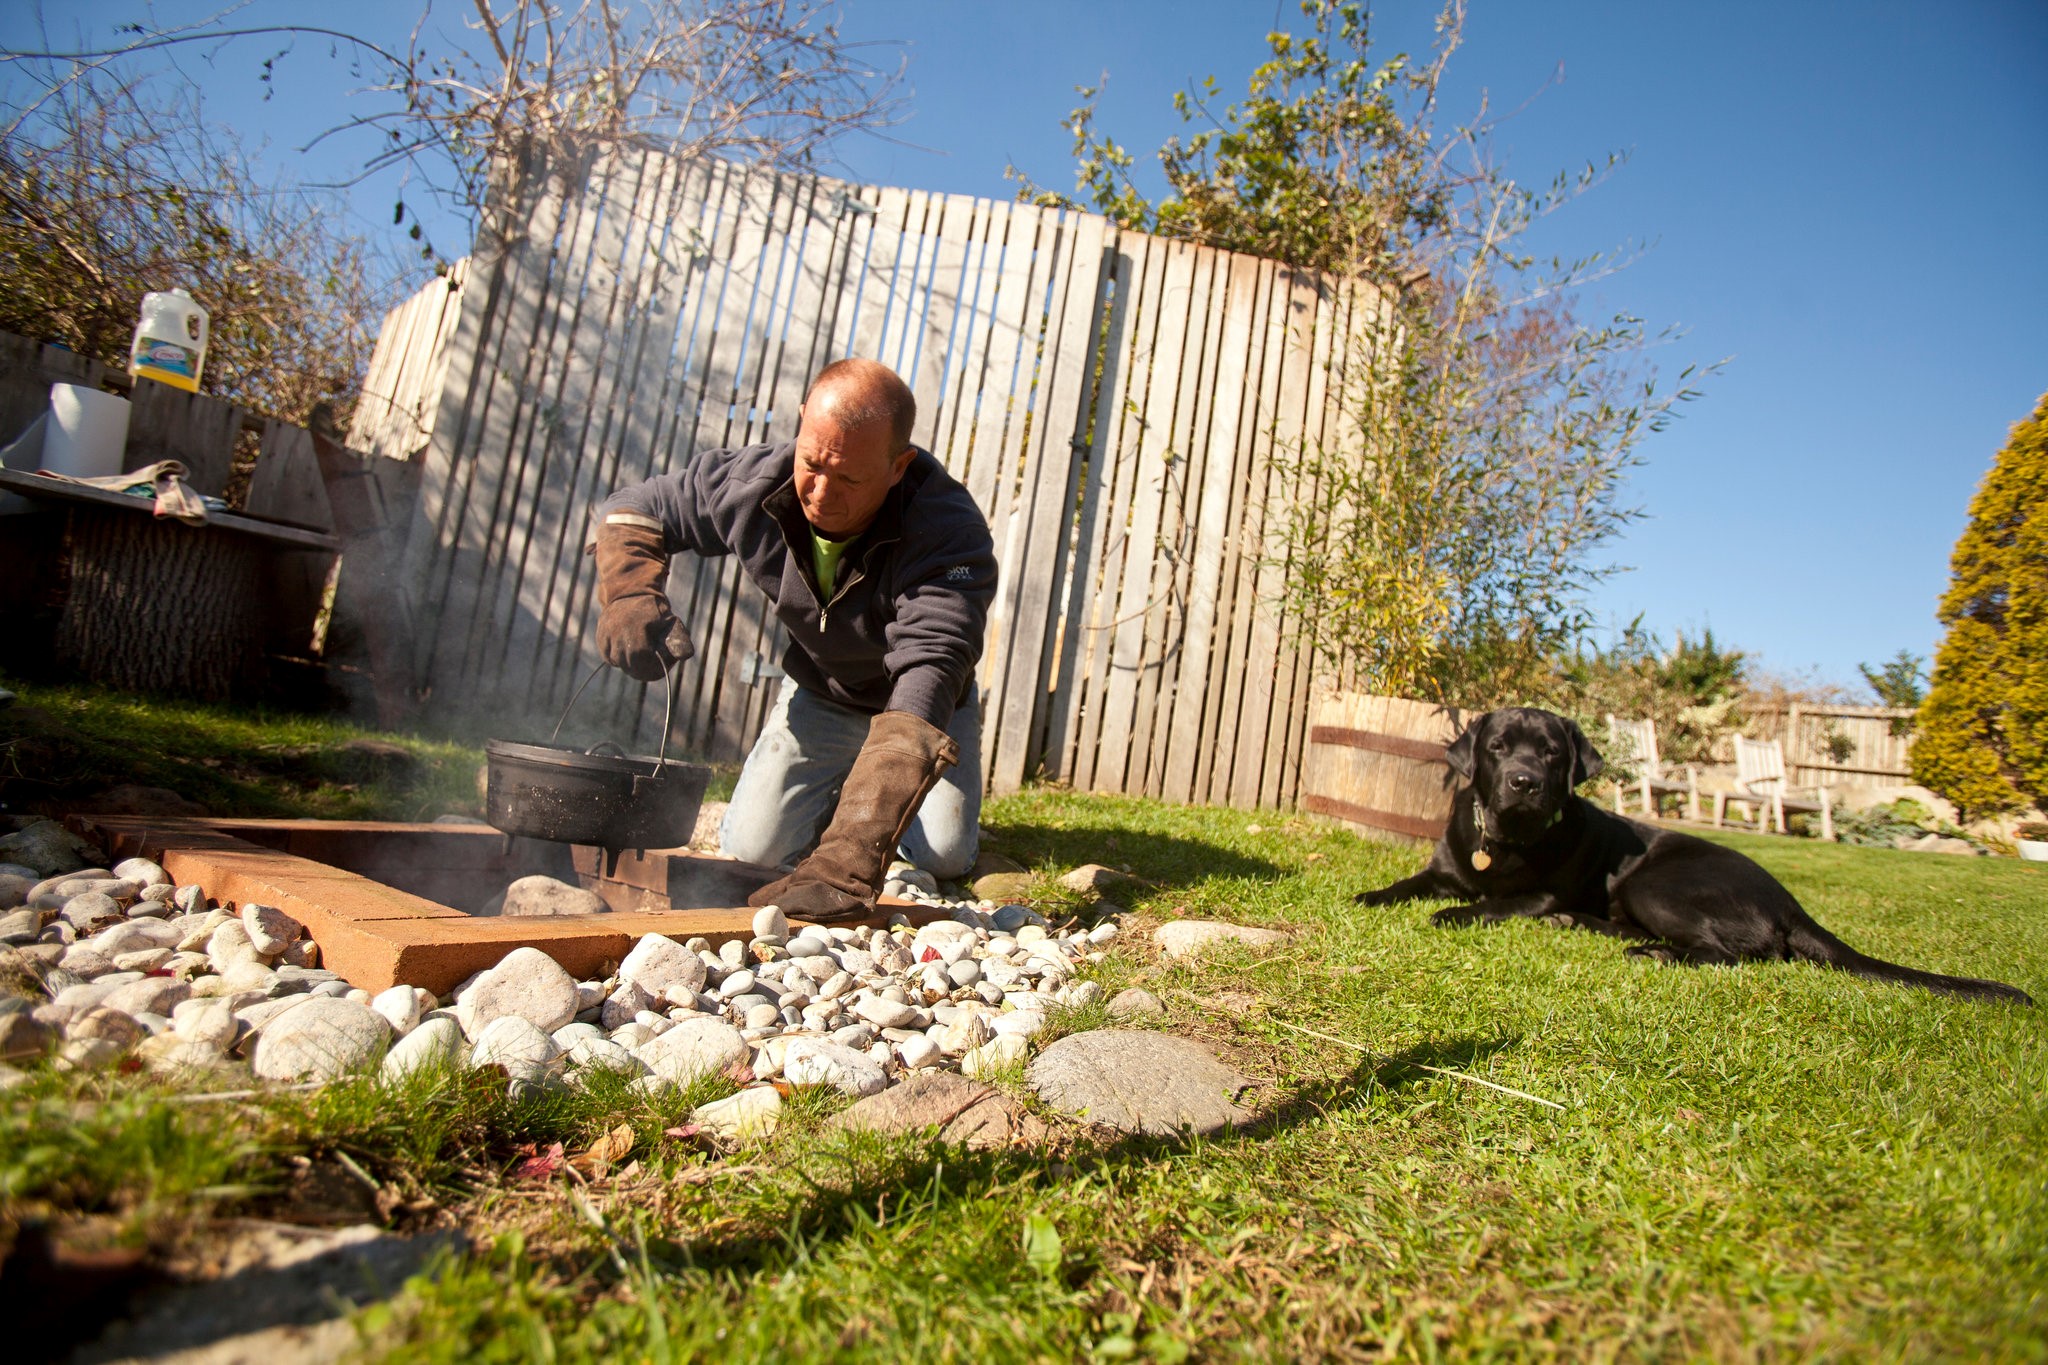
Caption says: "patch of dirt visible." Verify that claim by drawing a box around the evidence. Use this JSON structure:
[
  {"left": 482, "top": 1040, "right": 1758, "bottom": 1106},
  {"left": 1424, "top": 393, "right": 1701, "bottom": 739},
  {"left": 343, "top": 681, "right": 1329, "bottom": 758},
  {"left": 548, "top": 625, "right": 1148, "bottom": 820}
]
[{"left": 70, "top": 1220, "right": 465, "bottom": 1365}]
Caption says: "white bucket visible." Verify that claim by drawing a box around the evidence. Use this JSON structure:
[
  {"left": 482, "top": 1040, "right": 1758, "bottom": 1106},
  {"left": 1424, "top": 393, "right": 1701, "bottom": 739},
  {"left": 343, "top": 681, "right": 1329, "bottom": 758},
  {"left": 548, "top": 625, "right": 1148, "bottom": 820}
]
[{"left": 42, "top": 384, "right": 132, "bottom": 480}]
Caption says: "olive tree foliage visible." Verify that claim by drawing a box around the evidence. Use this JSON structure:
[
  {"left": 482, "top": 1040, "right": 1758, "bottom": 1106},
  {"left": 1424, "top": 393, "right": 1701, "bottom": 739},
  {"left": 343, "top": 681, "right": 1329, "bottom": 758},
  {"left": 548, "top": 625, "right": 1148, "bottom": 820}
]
[
  {"left": 10, "top": 1, "right": 902, "bottom": 261},
  {"left": 380, "top": 0, "right": 903, "bottom": 254},
  {"left": 1, "top": 1, "right": 902, "bottom": 416},
  {"left": 0, "top": 68, "right": 393, "bottom": 425},
  {"left": 1014, "top": 0, "right": 1712, "bottom": 706},
  {"left": 1911, "top": 394, "right": 2048, "bottom": 818}
]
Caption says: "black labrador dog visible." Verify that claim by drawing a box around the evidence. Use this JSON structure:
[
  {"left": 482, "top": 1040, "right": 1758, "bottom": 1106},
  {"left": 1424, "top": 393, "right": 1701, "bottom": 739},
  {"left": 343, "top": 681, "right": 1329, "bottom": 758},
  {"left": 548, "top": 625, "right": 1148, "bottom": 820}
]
[{"left": 1354, "top": 707, "right": 2033, "bottom": 1005}]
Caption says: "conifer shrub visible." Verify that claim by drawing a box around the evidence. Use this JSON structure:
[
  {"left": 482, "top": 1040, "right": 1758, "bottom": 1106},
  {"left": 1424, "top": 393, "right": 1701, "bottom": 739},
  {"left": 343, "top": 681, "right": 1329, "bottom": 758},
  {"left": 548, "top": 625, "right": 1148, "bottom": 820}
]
[{"left": 1912, "top": 395, "right": 2048, "bottom": 817}]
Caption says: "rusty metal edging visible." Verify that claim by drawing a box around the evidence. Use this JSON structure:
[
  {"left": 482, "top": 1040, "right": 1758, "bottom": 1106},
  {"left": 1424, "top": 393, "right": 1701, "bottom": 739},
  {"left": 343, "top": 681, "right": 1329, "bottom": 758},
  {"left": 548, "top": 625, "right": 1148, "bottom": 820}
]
[{"left": 1307, "top": 725, "right": 1450, "bottom": 764}]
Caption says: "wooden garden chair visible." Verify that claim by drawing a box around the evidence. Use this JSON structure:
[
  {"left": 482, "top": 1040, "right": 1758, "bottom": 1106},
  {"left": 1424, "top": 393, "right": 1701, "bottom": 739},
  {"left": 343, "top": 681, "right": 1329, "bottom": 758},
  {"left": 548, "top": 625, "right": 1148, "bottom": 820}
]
[
  {"left": 1714, "top": 736, "right": 1835, "bottom": 841},
  {"left": 1605, "top": 716, "right": 1702, "bottom": 822}
]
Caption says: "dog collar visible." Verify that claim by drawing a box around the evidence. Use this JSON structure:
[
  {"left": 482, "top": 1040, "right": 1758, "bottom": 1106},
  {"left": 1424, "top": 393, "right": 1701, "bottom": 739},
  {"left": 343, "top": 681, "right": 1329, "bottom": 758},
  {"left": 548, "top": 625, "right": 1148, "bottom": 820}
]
[{"left": 1470, "top": 803, "right": 1562, "bottom": 871}]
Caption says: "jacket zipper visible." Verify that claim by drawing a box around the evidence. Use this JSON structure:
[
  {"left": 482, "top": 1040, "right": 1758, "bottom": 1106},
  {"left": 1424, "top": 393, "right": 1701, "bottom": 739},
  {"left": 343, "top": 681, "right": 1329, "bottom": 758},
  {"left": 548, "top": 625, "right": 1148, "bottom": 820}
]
[
  {"left": 820, "top": 564, "right": 863, "bottom": 631},
  {"left": 816, "top": 533, "right": 893, "bottom": 631}
]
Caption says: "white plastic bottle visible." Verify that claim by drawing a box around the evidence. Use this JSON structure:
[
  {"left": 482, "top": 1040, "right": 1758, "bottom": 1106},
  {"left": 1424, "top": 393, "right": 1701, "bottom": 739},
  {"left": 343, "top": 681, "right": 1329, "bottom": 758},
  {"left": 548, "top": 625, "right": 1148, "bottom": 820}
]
[{"left": 129, "top": 288, "right": 210, "bottom": 392}]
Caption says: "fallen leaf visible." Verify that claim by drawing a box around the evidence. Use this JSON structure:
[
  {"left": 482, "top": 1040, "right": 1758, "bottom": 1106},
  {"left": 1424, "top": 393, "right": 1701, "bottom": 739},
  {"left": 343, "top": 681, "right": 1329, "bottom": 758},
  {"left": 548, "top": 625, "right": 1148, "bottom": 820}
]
[
  {"left": 588, "top": 1122, "right": 636, "bottom": 1165},
  {"left": 510, "top": 1142, "right": 566, "bottom": 1180}
]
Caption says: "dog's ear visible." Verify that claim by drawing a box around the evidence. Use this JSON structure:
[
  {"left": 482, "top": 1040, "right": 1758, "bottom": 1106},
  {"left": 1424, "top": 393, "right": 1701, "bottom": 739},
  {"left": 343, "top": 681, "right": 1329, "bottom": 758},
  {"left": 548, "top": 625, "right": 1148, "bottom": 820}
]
[
  {"left": 1566, "top": 718, "right": 1605, "bottom": 787},
  {"left": 1445, "top": 714, "right": 1485, "bottom": 781}
]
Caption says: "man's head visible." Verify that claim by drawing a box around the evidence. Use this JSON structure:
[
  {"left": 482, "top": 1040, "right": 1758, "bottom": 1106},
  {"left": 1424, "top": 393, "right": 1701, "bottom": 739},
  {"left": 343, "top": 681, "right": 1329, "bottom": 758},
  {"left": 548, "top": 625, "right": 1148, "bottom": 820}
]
[{"left": 793, "top": 359, "right": 918, "bottom": 537}]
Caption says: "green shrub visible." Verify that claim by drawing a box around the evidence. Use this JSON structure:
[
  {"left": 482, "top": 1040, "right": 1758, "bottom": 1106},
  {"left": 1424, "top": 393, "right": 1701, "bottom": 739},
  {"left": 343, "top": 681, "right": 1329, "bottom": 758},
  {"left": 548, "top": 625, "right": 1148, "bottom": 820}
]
[{"left": 1912, "top": 394, "right": 2048, "bottom": 818}]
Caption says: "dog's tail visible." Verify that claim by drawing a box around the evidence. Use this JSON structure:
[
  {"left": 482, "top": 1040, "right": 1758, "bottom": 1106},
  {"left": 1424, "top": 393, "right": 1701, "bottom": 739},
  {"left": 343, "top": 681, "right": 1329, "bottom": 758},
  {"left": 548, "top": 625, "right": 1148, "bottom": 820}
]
[{"left": 1787, "top": 921, "right": 2034, "bottom": 1006}]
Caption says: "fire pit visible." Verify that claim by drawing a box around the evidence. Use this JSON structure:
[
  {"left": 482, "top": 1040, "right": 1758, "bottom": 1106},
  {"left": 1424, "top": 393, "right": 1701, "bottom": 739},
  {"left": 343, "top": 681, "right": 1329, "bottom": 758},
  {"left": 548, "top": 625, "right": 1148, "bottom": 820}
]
[{"left": 63, "top": 814, "right": 933, "bottom": 994}]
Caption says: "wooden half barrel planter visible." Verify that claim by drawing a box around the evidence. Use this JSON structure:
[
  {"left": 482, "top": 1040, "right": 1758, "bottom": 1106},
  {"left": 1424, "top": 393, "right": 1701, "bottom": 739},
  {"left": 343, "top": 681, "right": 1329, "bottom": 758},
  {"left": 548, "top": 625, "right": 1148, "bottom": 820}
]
[{"left": 1298, "top": 692, "right": 1469, "bottom": 843}]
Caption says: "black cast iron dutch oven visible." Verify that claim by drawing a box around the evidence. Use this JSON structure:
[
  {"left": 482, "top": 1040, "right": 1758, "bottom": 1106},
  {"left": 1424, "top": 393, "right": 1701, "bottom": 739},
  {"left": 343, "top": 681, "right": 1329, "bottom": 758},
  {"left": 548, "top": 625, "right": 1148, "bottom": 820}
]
[{"left": 485, "top": 662, "right": 709, "bottom": 849}]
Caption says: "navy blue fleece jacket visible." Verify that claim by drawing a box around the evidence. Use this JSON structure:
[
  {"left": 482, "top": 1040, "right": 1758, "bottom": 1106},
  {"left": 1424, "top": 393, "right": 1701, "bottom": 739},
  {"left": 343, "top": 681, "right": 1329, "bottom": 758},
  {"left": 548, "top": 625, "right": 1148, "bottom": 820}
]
[{"left": 599, "top": 441, "right": 997, "bottom": 729}]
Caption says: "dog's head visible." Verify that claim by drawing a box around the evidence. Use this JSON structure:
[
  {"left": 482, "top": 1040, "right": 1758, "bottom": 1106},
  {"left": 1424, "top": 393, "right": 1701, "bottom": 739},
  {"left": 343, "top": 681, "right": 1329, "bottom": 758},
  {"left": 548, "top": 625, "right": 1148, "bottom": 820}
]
[{"left": 1444, "top": 707, "right": 1604, "bottom": 840}]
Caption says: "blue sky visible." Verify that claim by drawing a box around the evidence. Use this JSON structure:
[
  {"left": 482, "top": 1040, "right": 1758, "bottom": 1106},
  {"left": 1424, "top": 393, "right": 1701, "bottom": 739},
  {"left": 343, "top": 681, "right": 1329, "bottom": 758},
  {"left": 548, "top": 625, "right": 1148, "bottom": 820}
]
[{"left": 9, "top": 1, "right": 2046, "bottom": 692}]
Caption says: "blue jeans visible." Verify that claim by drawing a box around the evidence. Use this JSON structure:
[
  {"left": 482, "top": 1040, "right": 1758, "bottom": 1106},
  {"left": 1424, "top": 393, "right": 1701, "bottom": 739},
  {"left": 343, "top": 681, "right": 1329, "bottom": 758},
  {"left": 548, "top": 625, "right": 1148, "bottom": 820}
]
[{"left": 720, "top": 677, "right": 982, "bottom": 879}]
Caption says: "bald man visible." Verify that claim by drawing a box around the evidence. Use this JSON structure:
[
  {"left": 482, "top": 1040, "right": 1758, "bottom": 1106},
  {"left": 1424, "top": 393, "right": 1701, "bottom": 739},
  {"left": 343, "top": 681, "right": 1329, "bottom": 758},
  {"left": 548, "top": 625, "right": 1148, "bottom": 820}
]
[{"left": 591, "top": 359, "right": 997, "bottom": 920}]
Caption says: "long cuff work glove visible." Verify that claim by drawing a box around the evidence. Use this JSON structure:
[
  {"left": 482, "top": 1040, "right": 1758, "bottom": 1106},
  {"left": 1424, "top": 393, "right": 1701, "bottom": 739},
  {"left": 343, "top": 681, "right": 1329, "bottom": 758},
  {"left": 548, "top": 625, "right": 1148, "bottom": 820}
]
[
  {"left": 594, "top": 520, "right": 694, "bottom": 681},
  {"left": 749, "top": 710, "right": 961, "bottom": 922}
]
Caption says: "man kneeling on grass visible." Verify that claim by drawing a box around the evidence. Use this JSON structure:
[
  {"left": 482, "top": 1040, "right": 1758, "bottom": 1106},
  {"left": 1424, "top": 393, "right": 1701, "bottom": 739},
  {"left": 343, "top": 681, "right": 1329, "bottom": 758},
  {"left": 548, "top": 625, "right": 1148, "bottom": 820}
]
[{"left": 590, "top": 359, "right": 996, "bottom": 919}]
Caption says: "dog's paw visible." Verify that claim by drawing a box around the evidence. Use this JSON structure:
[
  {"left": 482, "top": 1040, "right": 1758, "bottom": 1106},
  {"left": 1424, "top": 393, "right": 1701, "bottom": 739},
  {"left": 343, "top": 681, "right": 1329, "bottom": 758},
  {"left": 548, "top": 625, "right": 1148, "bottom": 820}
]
[
  {"left": 1429, "top": 907, "right": 1476, "bottom": 927},
  {"left": 1543, "top": 912, "right": 1578, "bottom": 929},
  {"left": 1625, "top": 944, "right": 1680, "bottom": 964},
  {"left": 1353, "top": 888, "right": 1388, "bottom": 906}
]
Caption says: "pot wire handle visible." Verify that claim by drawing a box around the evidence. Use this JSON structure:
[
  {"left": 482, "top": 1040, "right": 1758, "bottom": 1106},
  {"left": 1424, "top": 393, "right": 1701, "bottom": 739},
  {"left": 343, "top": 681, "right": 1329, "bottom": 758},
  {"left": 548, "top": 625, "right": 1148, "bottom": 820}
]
[
  {"left": 550, "top": 660, "right": 679, "bottom": 772},
  {"left": 655, "top": 658, "right": 676, "bottom": 771}
]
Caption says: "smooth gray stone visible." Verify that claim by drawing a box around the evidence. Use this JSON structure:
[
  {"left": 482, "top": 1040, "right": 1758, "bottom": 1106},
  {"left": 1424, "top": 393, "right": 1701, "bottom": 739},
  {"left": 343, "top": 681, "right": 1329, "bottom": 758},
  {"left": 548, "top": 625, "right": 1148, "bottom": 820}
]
[
  {"left": 1153, "top": 920, "right": 1291, "bottom": 960},
  {"left": 1028, "top": 1029, "right": 1255, "bottom": 1137},
  {"left": 464, "top": 947, "right": 581, "bottom": 1036},
  {"left": 616, "top": 933, "right": 707, "bottom": 1005},
  {"left": 635, "top": 1016, "right": 747, "bottom": 1085},
  {"left": 828, "top": 1070, "right": 1048, "bottom": 1149},
  {"left": 0, "top": 1005, "right": 57, "bottom": 1060},
  {"left": 113, "top": 858, "right": 171, "bottom": 887},
  {"left": 783, "top": 1037, "right": 888, "bottom": 1096},
  {"left": 242, "top": 903, "right": 307, "bottom": 955},
  {"left": 0, "top": 908, "right": 41, "bottom": 945},
  {"left": 91, "top": 918, "right": 181, "bottom": 957},
  {"left": 251, "top": 997, "right": 391, "bottom": 1081},
  {"left": 470, "top": 1016, "right": 560, "bottom": 1071},
  {"left": 383, "top": 1016, "right": 465, "bottom": 1079},
  {"left": 498, "top": 874, "right": 610, "bottom": 918},
  {"left": 1106, "top": 987, "right": 1166, "bottom": 1018},
  {"left": 0, "top": 821, "right": 99, "bottom": 877},
  {"left": 991, "top": 904, "right": 1035, "bottom": 933},
  {"left": 829, "top": 1022, "right": 876, "bottom": 1050},
  {"left": 99, "top": 976, "right": 191, "bottom": 1017}
]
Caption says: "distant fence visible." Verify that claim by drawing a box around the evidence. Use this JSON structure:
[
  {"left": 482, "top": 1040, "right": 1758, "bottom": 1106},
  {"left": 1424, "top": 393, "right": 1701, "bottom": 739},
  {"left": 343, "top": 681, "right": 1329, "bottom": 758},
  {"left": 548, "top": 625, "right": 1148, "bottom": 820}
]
[
  {"left": 1744, "top": 704, "right": 1915, "bottom": 787},
  {"left": 360, "top": 143, "right": 1388, "bottom": 804}
]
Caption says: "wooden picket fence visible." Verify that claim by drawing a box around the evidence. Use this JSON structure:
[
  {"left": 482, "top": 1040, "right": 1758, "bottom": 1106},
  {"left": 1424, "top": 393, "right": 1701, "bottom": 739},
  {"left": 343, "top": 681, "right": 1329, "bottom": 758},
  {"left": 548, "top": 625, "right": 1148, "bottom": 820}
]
[
  {"left": 1743, "top": 704, "right": 1916, "bottom": 787},
  {"left": 357, "top": 143, "right": 1387, "bottom": 803}
]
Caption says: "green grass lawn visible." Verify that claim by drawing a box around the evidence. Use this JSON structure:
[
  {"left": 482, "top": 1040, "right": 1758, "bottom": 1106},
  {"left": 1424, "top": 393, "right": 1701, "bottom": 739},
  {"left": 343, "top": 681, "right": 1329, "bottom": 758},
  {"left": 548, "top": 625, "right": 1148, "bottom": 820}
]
[
  {"left": 0, "top": 678, "right": 742, "bottom": 819},
  {"left": 3, "top": 695, "right": 2044, "bottom": 1360}
]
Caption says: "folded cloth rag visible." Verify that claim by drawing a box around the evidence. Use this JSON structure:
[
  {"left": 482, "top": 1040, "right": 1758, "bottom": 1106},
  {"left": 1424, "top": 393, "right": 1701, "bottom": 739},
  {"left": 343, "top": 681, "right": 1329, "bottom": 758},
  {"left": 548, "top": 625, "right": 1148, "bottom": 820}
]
[{"left": 35, "top": 459, "right": 211, "bottom": 525}]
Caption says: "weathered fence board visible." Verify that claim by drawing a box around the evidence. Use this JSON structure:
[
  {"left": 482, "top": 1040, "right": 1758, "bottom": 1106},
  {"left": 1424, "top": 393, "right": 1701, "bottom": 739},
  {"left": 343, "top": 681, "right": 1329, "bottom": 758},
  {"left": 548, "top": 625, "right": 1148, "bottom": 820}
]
[{"left": 360, "top": 148, "right": 1395, "bottom": 803}]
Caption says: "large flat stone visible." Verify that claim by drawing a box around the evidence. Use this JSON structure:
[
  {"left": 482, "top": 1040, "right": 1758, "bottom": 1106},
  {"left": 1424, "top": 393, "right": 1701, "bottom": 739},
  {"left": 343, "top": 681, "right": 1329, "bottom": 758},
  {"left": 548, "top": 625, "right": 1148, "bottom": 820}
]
[
  {"left": 1154, "top": 920, "right": 1291, "bottom": 960},
  {"left": 1027, "top": 1029, "right": 1254, "bottom": 1137},
  {"left": 827, "top": 1071, "right": 1048, "bottom": 1149}
]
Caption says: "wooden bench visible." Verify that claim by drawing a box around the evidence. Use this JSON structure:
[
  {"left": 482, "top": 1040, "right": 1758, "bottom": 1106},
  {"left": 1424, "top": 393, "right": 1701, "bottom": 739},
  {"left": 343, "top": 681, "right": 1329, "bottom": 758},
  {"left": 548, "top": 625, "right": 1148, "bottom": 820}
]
[
  {"left": 1713, "top": 736, "right": 1835, "bottom": 840},
  {"left": 1605, "top": 715, "right": 1702, "bottom": 822}
]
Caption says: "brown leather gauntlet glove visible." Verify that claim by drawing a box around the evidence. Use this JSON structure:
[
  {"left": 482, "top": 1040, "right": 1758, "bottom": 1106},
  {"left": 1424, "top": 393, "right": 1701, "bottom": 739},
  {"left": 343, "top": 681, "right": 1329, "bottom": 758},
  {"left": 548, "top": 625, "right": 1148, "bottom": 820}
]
[
  {"left": 749, "top": 710, "right": 961, "bottom": 922},
  {"left": 594, "top": 520, "right": 693, "bottom": 681}
]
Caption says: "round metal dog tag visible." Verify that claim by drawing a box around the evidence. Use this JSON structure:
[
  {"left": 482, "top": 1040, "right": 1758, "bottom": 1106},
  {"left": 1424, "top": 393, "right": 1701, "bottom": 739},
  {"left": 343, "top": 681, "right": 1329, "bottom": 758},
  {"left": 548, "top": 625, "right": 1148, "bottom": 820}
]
[{"left": 1470, "top": 849, "right": 1492, "bottom": 871}]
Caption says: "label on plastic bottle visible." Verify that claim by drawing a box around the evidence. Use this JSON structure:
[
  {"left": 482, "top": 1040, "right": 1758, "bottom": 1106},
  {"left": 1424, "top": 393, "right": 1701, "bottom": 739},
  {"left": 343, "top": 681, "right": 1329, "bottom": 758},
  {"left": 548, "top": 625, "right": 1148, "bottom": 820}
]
[{"left": 133, "top": 335, "right": 200, "bottom": 389}]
